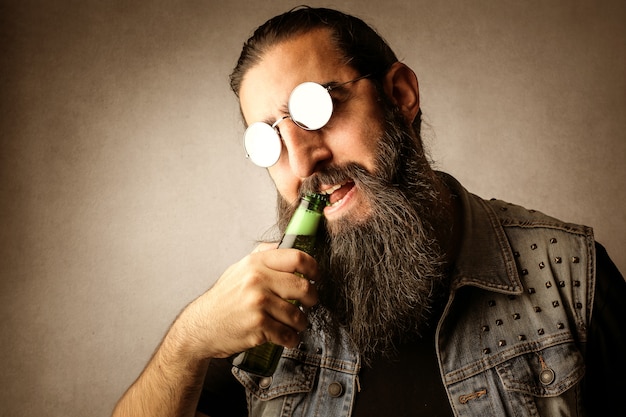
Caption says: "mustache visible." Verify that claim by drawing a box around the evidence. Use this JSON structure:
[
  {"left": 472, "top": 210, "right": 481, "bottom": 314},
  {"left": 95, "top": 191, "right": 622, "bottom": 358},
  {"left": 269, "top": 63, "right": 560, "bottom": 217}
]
[{"left": 298, "top": 162, "right": 383, "bottom": 198}]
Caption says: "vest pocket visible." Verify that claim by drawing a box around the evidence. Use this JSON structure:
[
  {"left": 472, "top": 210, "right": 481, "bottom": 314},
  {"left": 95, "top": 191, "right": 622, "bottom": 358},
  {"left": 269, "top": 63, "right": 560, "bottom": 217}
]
[
  {"left": 495, "top": 342, "right": 585, "bottom": 397},
  {"left": 232, "top": 356, "right": 318, "bottom": 401}
]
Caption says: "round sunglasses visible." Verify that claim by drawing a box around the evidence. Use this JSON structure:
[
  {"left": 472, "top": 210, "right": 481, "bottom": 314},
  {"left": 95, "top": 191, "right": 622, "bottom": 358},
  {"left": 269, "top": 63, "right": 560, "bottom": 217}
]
[{"left": 243, "top": 74, "right": 371, "bottom": 167}]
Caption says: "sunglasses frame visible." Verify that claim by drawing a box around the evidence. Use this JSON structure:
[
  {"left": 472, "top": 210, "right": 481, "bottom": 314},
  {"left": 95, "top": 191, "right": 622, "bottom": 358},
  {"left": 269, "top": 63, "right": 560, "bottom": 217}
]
[{"left": 243, "top": 73, "right": 372, "bottom": 167}]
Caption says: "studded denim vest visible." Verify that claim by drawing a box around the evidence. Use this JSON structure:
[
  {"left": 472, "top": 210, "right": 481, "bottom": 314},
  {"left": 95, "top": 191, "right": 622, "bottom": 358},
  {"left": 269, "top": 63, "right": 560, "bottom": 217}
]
[{"left": 232, "top": 173, "right": 595, "bottom": 417}]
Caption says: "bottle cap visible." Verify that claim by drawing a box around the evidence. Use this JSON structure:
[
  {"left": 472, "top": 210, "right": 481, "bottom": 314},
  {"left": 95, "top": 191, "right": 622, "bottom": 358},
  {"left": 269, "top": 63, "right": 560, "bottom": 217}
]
[{"left": 302, "top": 193, "right": 329, "bottom": 212}]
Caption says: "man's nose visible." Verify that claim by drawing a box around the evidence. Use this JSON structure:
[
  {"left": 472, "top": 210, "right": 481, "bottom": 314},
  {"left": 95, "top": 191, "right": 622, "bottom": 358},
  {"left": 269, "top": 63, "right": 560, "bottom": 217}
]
[{"left": 279, "top": 121, "right": 332, "bottom": 178}]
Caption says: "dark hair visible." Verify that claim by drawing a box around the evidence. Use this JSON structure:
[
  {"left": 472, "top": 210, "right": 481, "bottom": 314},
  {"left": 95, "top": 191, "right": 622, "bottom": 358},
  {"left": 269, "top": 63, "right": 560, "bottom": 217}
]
[
  {"left": 229, "top": 6, "right": 399, "bottom": 97},
  {"left": 230, "top": 6, "right": 423, "bottom": 136}
]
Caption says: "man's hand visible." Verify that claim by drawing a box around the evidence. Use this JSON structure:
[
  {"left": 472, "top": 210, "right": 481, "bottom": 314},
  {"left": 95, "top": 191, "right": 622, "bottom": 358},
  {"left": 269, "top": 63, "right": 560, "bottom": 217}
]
[
  {"left": 112, "top": 244, "right": 321, "bottom": 417},
  {"left": 179, "top": 245, "right": 321, "bottom": 360}
]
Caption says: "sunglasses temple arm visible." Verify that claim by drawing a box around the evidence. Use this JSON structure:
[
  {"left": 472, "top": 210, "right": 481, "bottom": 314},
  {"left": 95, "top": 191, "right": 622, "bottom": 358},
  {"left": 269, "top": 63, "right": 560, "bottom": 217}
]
[{"left": 327, "top": 73, "right": 373, "bottom": 91}]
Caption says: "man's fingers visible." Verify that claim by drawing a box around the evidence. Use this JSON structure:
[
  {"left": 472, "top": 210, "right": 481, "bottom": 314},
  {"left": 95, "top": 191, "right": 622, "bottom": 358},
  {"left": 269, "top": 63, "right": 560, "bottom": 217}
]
[
  {"left": 255, "top": 248, "right": 321, "bottom": 283},
  {"left": 245, "top": 249, "right": 320, "bottom": 308},
  {"left": 242, "top": 299, "right": 306, "bottom": 348}
]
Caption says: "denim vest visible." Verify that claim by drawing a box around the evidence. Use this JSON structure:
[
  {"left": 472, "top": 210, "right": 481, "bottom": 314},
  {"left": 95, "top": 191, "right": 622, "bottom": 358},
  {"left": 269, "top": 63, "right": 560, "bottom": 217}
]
[{"left": 233, "top": 173, "right": 595, "bottom": 417}]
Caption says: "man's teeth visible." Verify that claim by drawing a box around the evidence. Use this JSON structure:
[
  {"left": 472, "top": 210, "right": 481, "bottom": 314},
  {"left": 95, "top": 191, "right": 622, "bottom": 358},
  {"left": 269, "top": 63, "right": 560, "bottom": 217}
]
[
  {"left": 328, "top": 198, "right": 343, "bottom": 207},
  {"left": 320, "top": 182, "right": 348, "bottom": 207},
  {"left": 321, "top": 183, "right": 345, "bottom": 195}
]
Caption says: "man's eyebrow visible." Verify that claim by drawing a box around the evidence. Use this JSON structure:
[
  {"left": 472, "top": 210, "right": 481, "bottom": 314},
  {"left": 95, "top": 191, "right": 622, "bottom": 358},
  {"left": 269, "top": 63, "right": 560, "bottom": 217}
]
[
  {"left": 323, "top": 74, "right": 372, "bottom": 92},
  {"left": 323, "top": 80, "right": 357, "bottom": 96},
  {"left": 260, "top": 103, "right": 289, "bottom": 127},
  {"left": 322, "top": 80, "right": 342, "bottom": 90},
  {"left": 322, "top": 82, "right": 354, "bottom": 101},
  {"left": 259, "top": 115, "right": 275, "bottom": 126}
]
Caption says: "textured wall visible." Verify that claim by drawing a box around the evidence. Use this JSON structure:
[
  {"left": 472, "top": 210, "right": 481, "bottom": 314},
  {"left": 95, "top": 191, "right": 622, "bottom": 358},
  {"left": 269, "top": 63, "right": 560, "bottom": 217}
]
[{"left": 1, "top": 1, "right": 624, "bottom": 416}]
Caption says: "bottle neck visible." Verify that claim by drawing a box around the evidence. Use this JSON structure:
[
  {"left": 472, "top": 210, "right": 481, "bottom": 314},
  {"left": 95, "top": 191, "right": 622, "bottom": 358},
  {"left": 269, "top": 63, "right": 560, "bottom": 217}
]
[{"left": 284, "top": 194, "right": 327, "bottom": 236}]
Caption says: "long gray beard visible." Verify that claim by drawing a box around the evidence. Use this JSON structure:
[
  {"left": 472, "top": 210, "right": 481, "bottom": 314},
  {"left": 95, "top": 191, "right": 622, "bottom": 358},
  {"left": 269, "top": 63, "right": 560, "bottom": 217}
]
[{"left": 277, "top": 102, "right": 447, "bottom": 364}]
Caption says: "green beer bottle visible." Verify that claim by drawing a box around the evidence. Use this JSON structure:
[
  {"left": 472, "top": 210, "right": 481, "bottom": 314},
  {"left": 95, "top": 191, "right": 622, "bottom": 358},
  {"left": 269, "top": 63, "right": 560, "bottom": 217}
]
[{"left": 231, "top": 193, "right": 328, "bottom": 376}]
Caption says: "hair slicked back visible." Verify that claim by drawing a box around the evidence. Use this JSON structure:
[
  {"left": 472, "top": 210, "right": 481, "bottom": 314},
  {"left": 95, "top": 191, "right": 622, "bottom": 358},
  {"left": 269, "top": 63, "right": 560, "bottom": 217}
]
[{"left": 229, "top": 6, "right": 399, "bottom": 97}]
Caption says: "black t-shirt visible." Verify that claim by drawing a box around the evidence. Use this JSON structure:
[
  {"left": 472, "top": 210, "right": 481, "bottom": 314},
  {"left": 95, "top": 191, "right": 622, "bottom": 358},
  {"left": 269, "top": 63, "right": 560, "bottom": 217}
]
[
  {"left": 197, "top": 325, "right": 453, "bottom": 417},
  {"left": 197, "top": 243, "right": 625, "bottom": 416}
]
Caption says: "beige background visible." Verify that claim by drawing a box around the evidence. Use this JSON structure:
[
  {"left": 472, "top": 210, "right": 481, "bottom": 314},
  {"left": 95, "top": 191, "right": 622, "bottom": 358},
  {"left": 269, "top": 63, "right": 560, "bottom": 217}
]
[{"left": 1, "top": 1, "right": 624, "bottom": 416}]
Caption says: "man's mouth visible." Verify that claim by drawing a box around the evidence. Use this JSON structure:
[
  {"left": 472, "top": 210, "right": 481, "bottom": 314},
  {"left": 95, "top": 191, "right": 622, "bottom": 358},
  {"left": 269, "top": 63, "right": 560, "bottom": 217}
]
[{"left": 321, "top": 181, "right": 355, "bottom": 207}]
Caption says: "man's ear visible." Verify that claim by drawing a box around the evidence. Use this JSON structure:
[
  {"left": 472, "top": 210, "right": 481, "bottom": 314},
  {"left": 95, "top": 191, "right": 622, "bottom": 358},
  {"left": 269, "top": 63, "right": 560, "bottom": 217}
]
[{"left": 382, "top": 62, "right": 420, "bottom": 124}]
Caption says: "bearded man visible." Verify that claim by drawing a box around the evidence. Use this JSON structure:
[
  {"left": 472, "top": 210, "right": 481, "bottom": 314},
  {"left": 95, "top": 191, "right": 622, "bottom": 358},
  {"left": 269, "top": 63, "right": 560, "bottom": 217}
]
[{"left": 112, "top": 7, "right": 626, "bottom": 417}]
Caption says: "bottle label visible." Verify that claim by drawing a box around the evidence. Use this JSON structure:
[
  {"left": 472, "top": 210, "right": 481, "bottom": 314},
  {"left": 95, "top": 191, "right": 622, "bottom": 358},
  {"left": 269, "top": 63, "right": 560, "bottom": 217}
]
[{"left": 279, "top": 234, "right": 316, "bottom": 254}]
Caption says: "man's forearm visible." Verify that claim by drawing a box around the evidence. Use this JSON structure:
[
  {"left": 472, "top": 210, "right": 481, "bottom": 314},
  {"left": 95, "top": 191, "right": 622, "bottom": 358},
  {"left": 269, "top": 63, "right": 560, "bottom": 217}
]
[
  {"left": 111, "top": 319, "right": 211, "bottom": 417},
  {"left": 111, "top": 244, "right": 320, "bottom": 416}
]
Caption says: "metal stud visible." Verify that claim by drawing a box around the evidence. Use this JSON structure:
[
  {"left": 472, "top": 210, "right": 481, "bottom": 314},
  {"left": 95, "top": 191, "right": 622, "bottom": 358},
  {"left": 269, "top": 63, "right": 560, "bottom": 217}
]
[
  {"left": 518, "top": 334, "right": 527, "bottom": 341},
  {"left": 574, "top": 280, "right": 581, "bottom": 287},
  {"left": 496, "top": 319, "right": 503, "bottom": 326},
  {"left": 576, "top": 302, "right": 583, "bottom": 309},
  {"left": 552, "top": 300, "right": 560, "bottom": 308},
  {"left": 550, "top": 238, "right": 558, "bottom": 244},
  {"left": 514, "top": 251, "right": 520, "bottom": 257},
  {"left": 572, "top": 257, "right": 580, "bottom": 264},
  {"left": 531, "top": 243, "right": 538, "bottom": 250},
  {"left": 534, "top": 306, "right": 542, "bottom": 312},
  {"left": 545, "top": 281, "right": 552, "bottom": 288},
  {"left": 557, "top": 322, "right": 565, "bottom": 329},
  {"left": 482, "top": 325, "right": 490, "bottom": 332},
  {"left": 558, "top": 281, "right": 566, "bottom": 287},
  {"left": 554, "top": 257, "right": 562, "bottom": 264},
  {"left": 538, "top": 355, "right": 556, "bottom": 385},
  {"left": 498, "top": 340, "right": 507, "bottom": 347},
  {"left": 528, "top": 287, "right": 536, "bottom": 294},
  {"left": 540, "top": 368, "right": 556, "bottom": 385},
  {"left": 328, "top": 381, "right": 344, "bottom": 397},
  {"left": 512, "top": 313, "right": 521, "bottom": 320},
  {"left": 488, "top": 300, "right": 496, "bottom": 307},
  {"left": 483, "top": 348, "right": 491, "bottom": 354},
  {"left": 259, "top": 377, "right": 273, "bottom": 389},
  {"left": 538, "top": 328, "right": 545, "bottom": 335},
  {"left": 521, "top": 269, "right": 529, "bottom": 276},
  {"left": 539, "top": 261, "right": 545, "bottom": 269}
]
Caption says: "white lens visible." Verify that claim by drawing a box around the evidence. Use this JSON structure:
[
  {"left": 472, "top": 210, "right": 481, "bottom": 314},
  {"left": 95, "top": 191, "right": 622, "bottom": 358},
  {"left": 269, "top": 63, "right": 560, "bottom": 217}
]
[
  {"left": 289, "top": 82, "right": 333, "bottom": 130},
  {"left": 243, "top": 122, "right": 282, "bottom": 167}
]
